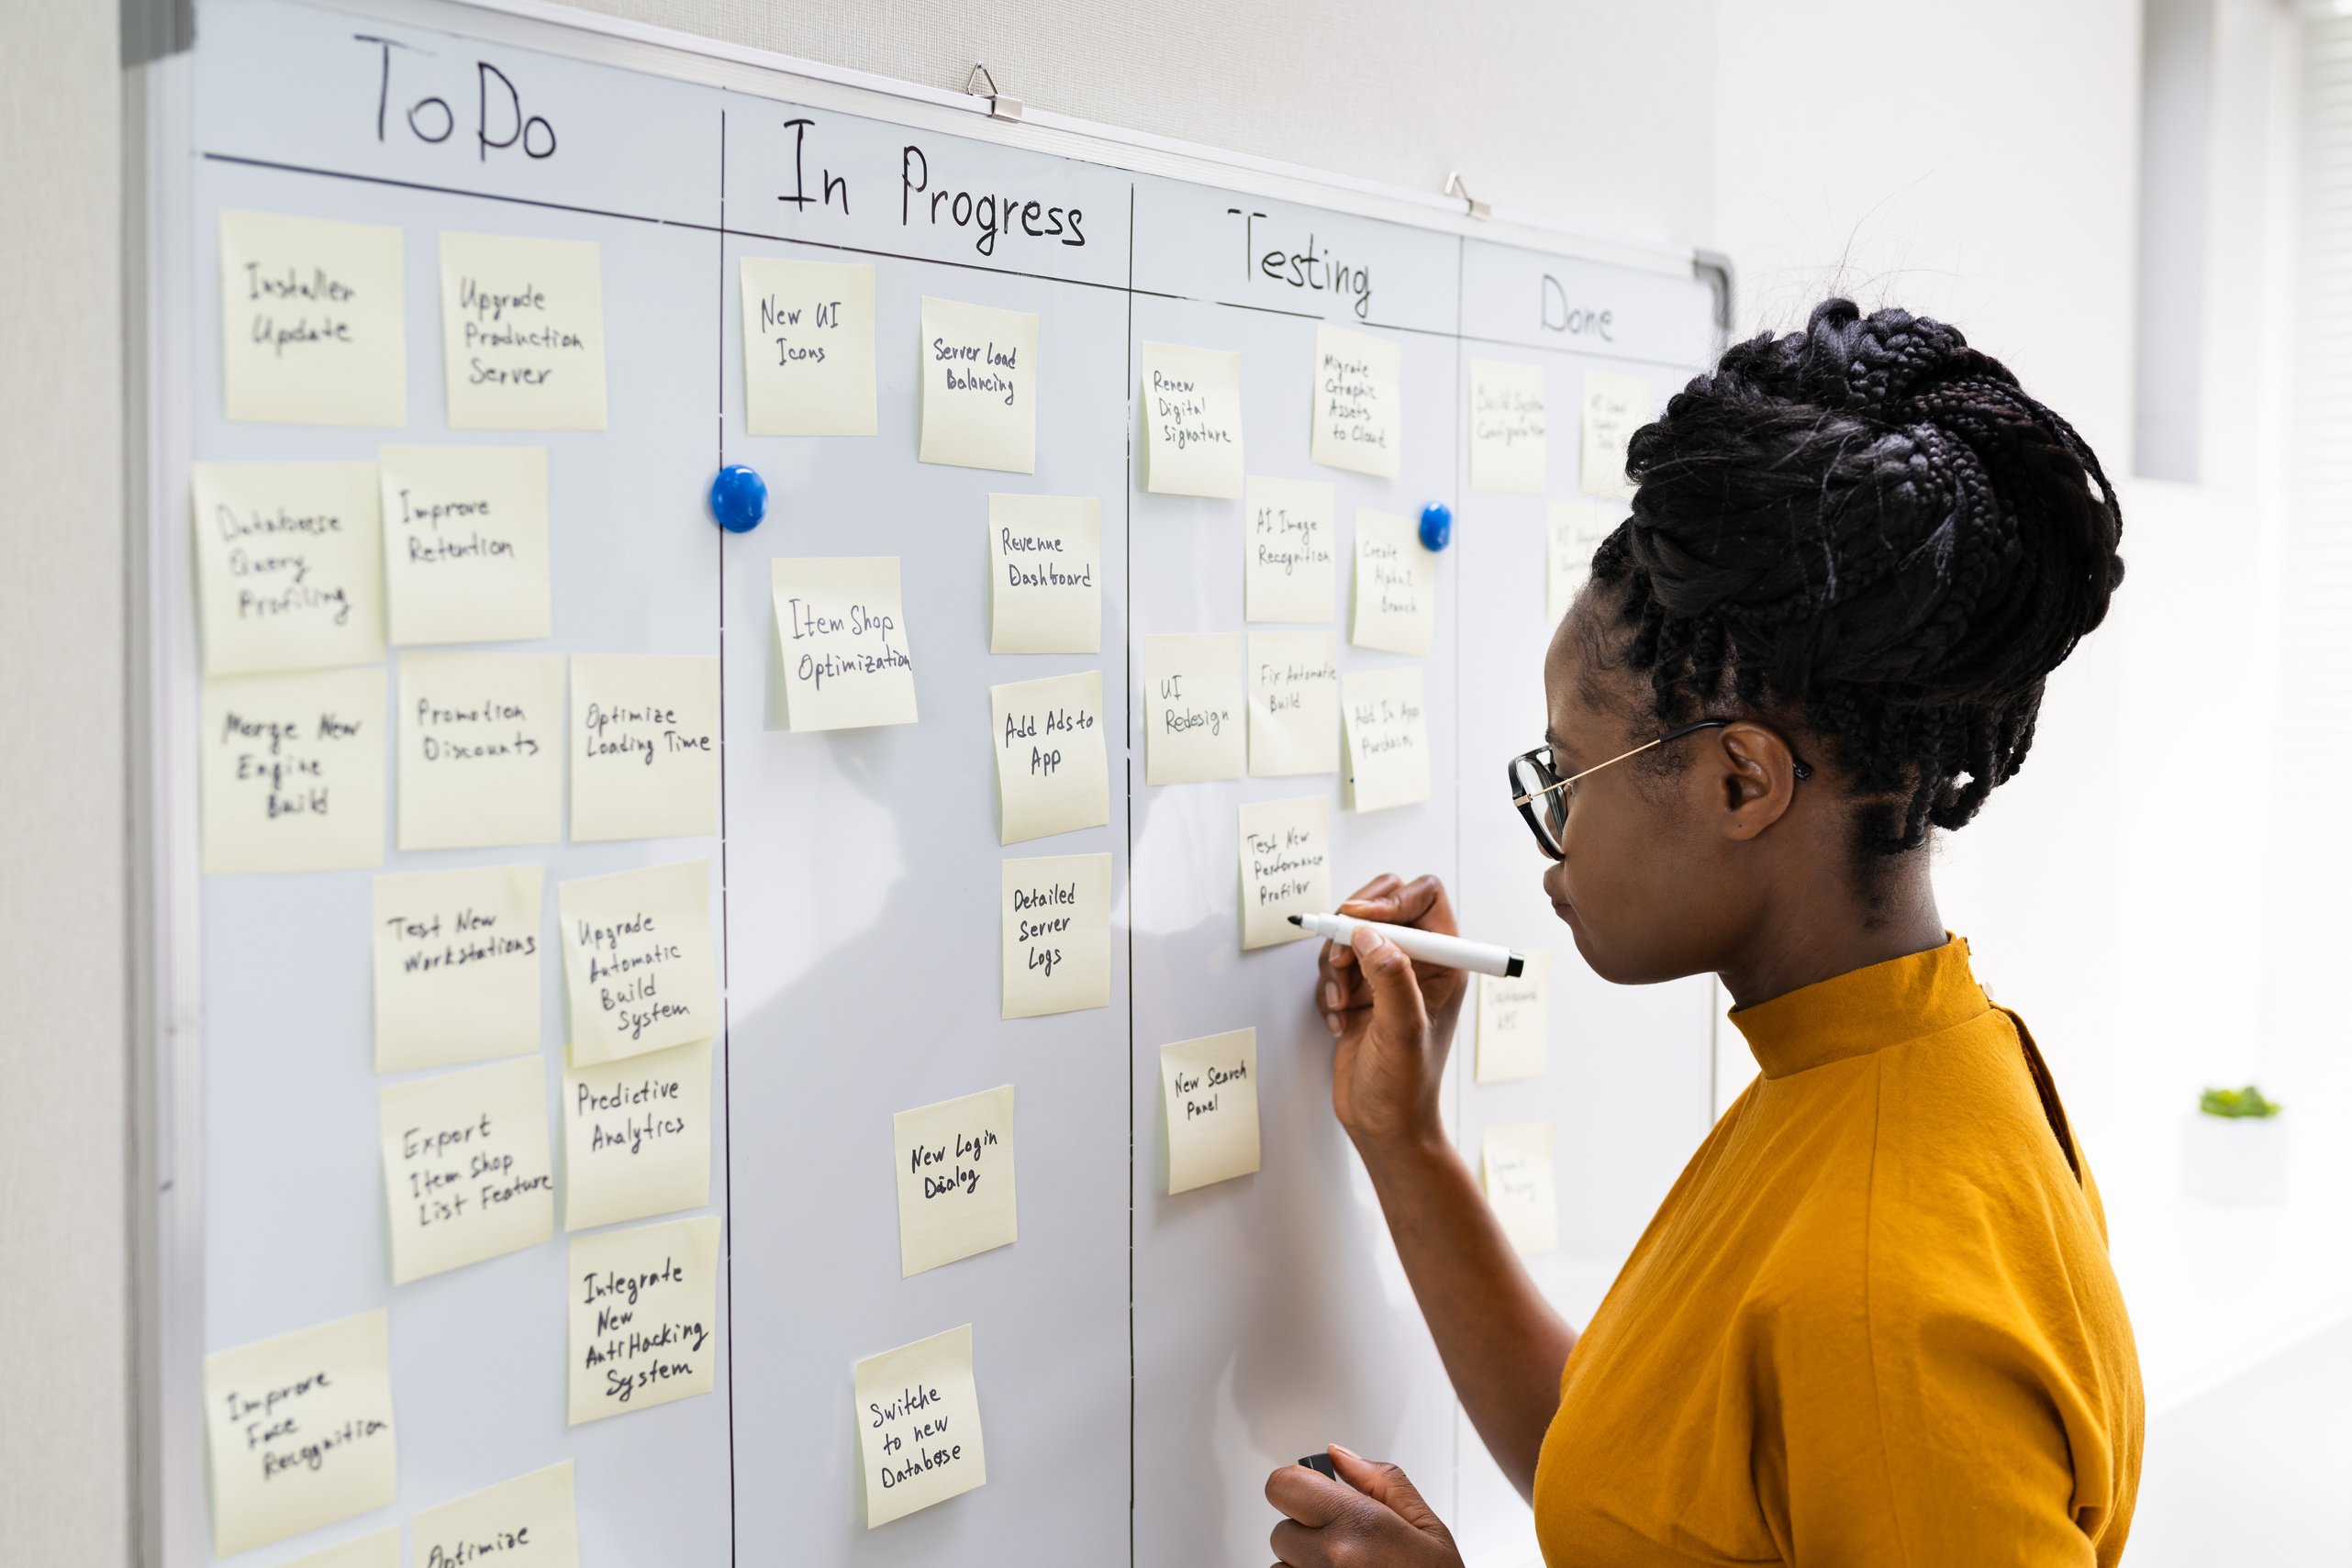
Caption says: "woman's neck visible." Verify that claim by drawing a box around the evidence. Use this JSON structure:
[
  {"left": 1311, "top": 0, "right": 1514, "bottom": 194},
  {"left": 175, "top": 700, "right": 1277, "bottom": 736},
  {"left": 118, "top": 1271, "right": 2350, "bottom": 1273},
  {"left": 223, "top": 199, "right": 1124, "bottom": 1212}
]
[{"left": 1716, "top": 860, "right": 1946, "bottom": 1010}]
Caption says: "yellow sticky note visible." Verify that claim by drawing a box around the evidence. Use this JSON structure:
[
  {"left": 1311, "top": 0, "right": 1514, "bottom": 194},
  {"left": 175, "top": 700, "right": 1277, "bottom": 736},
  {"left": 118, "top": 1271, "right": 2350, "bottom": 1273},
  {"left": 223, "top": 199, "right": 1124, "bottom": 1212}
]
[
  {"left": 563, "top": 1037, "right": 712, "bottom": 1232},
  {"left": 219, "top": 209, "right": 406, "bottom": 427},
  {"left": 284, "top": 1527, "right": 400, "bottom": 1568},
  {"left": 853, "top": 1324, "right": 987, "bottom": 1528},
  {"left": 1161, "top": 1029, "right": 1260, "bottom": 1195},
  {"left": 1001, "top": 852, "right": 1111, "bottom": 1019},
  {"left": 1142, "top": 633, "right": 1244, "bottom": 785},
  {"left": 571, "top": 654, "right": 720, "bottom": 842},
  {"left": 1477, "top": 951, "right": 1553, "bottom": 1084},
  {"left": 396, "top": 652, "right": 564, "bottom": 850},
  {"left": 412, "top": 1462, "right": 578, "bottom": 1568},
  {"left": 568, "top": 1216, "right": 721, "bottom": 1424},
  {"left": 1247, "top": 632, "right": 1339, "bottom": 778},
  {"left": 1243, "top": 476, "right": 1336, "bottom": 624},
  {"left": 440, "top": 231, "right": 608, "bottom": 431},
  {"left": 1238, "top": 795, "right": 1330, "bottom": 951},
  {"left": 1547, "top": 500, "right": 1619, "bottom": 626},
  {"left": 378, "top": 445, "right": 551, "bottom": 645},
  {"left": 740, "top": 256, "right": 877, "bottom": 436},
  {"left": 1140, "top": 340, "right": 1244, "bottom": 497},
  {"left": 1310, "top": 323, "right": 1401, "bottom": 478},
  {"left": 1469, "top": 360, "right": 1547, "bottom": 495},
  {"left": 191, "top": 462, "right": 385, "bottom": 675},
  {"left": 201, "top": 665, "right": 386, "bottom": 874},
  {"left": 893, "top": 1085, "right": 1017, "bottom": 1276},
  {"left": 1482, "top": 1122, "right": 1559, "bottom": 1254},
  {"left": 987, "top": 493, "right": 1100, "bottom": 654},
  {"left": 769, "top": 557, "right": 919, "bottom": 731},
  {"left": 989, "top": 672, "right": 1108, "bottom": 845},
  {"left": 372, "top": 863, "right": 543, "bottom": 1073},
  {"left": 1349, "top": 509, "right": 1437, "bottom": 656},
  {"left": 202, "top": 1309, "right": 397, "bottom": 1557},
  {"left": 919, "top": 296, "right": 1037, "bottom": 473},
  {"left": 1579, "top": 369, "right": 1651, "bottom": 501},
  {"left": 378, "top": 1056, "right": 554, "bottom": 1284},
  {"left": 558, "top": 860, "right": 719, "bottom": 1066},
  {"left": 1342, "top": 665, "right": 1431, "bottom": 813}
]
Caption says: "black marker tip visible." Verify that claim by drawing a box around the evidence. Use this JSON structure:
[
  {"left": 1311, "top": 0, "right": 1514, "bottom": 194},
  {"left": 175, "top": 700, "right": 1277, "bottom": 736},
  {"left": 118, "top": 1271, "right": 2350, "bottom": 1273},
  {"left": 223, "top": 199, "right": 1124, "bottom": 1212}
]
[{"left": 1287, "top": 914, "right": 1304, "bottom": 926}]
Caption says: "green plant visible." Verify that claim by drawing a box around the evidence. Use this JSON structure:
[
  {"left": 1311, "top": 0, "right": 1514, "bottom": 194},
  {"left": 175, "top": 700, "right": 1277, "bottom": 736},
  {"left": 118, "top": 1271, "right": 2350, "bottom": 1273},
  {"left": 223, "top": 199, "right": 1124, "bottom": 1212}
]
[{"left": 2199, "top": 1085, "right": 2282, "bottom": 1118}]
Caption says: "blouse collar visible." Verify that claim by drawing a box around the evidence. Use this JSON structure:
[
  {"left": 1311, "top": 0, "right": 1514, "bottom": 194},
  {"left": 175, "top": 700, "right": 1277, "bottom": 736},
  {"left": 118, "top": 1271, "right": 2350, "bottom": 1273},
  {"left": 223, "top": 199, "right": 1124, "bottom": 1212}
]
[{"left": 1728, "top": 934, "right": 1990, "bottom": 1079}]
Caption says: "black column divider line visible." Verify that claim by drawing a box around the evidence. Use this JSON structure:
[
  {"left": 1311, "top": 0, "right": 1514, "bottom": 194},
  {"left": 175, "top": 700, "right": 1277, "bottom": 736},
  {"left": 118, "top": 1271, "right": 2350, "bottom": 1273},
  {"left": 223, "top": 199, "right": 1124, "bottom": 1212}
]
[
  {"left": 1122, "top": 177, "right": 1140, "bottom": 1568},
  {"left": 715, "top": 103, "right": 740, "bottom": 1568}
]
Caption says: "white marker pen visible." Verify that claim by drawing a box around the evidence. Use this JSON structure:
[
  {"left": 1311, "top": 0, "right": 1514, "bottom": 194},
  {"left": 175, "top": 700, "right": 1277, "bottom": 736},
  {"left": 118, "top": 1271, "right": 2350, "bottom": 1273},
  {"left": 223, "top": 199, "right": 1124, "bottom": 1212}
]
[{"left": 1287, "top": 913, "right": 1524, "bottom": 978}]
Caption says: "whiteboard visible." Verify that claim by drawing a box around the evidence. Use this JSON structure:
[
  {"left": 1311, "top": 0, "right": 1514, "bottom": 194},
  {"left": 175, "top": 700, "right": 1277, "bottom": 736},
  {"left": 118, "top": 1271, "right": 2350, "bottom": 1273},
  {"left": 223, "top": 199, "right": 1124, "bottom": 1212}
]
[{"left": 145, "top": 3, "right": 1727, "bottom": 1564}]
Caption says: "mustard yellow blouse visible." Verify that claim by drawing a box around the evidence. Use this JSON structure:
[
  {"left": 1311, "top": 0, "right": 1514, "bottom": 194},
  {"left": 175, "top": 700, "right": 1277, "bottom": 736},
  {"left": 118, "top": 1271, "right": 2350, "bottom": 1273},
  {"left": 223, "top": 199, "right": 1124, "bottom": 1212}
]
[{"left": 1532, "top": 937, "right": 2142, "bottom": 1565}]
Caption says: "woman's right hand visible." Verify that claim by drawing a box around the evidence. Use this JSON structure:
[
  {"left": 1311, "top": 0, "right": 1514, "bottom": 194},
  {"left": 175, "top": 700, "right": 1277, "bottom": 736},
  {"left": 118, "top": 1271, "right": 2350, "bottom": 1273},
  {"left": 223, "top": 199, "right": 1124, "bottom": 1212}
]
[{"left": 1314, "top": 873, "right": 1470, "bottom": 1155}]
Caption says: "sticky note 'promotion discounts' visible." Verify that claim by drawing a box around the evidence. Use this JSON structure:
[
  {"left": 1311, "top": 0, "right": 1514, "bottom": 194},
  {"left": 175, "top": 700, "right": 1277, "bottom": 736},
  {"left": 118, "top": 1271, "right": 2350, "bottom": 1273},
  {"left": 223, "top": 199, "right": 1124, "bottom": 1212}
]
[
  {"left": 1482, "top": 1122, "right": 1559, "bottom": 1255},
  {"left": 559, "top": 860, "right": 720, "bottom": 1065},
  {"left": 989, "top": 671, "right": 1109, "bottom": 845},
  {"left": 190, "top": 462, "right": 385, "bottom": 675},
  {"left": 202, "top": 1309, "right": 398, "bottom": 1556},
  {"left": 1160, "top": 1029, "right": 1261, "bottom": 1195},
  {"left": 412, "top": 1462, "right": 580, "bottom": 1568},
  {"left": 1140, "top": 340, "right": 1244, "bottom": 497},
  {"left": 1000, "top": 852, "right": 1111, "bottom": 1019},
  {"left": 377, "top": 444, "right": 552, "bottom": 645},
  {"left": 1243, "top": 475, "right": 1336, "bottom": 624},
  {"left": 396, "top": 652, "right": 564, "bottom": 850},
  {"left": 1548, "top": 500, "right": 1620, "bottom": 625},
  {"left": 1579, "top": 369, "right": 1652, "bottom": 501},
  {"left": 372, "top": 862, "right": 544, "bottom": 1073},
  {"left": 854, "top": 1324, "right": 987, "bottom": 1528},
  {"left": 439, "top": 230, "right": 609, "bottom": 430},
  {"left": 892, "top": 1085, "right": 1018, "bottom": 1276},
  {"left": 570, "top": 654, "right": 720, "bottom": 842},
  {"left": 739, "top": 256, "right": 878, "bottom": 436},
  {"left": 1237, "top": 795, "right": 1331, "bottom": 951},
  {"left": 563, "top": 1039, "right": 713, "bottom": 1232},
  {"left": 1476, "top": 951, "right": 1553, "bottom": 1084},
  {"left": 1310, "top": 323, "right": 1401, "bottom": 478},
  {"left": 218, "top": 208, "right": 407, "bottom": 427},
  {"left": 769, "top": 557, "right": 919, "bottom": 731},
  {"left": 1350, "top": 509, "right": 1437, "bottom": 656},
  {"left": 1246, "top": 631, "right": 1339, "bottom": 778},
  {"left": 1469, "top": 360, "right": 1547, "bottom": 495},
  {"left": 919, "top": 296, "right": 1038, "bottom": 473},
  {"left": 201, "top": 665, "right": 386, "bottom": 875},
  {"left": 376, "top": 1056, "right": 555, "bottom": 1284},
  {"left": 568, "top": 1215, "right": 721, "bottom": 1424},
  {"left": 1142, "top": 633, "right": 1244, "bottom": 785},
  {"left": 1342, "top": 665, "right": 1432, "bottom": 813},
  {"left": 987, "top": 493, "right": 1101, "bottom": 653}
]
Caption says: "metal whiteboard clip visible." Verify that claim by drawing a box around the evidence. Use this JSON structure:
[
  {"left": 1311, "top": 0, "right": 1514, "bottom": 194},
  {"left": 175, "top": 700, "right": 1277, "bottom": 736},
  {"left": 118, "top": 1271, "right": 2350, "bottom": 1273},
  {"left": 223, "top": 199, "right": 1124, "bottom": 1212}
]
[
  {"left": 1444, "top": 172, "right": 1491, "bottom": 220},
  {"left": 964, "top": 63, "right": 1024, "bottom": 123}
]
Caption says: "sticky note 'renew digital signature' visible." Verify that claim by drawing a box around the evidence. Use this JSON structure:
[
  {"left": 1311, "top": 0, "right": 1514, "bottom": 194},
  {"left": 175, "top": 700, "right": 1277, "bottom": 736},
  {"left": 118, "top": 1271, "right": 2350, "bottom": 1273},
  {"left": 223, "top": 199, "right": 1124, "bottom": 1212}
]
[{"left": 1140, "top": 340, "right": 1245, "bottom": 498}]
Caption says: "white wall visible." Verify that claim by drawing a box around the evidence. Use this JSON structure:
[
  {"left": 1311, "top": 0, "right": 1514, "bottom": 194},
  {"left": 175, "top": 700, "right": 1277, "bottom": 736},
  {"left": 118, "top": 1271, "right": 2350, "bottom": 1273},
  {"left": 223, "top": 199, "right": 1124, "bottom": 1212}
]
[{"left": 0, "top": 1, "right": 132, "bottom": 1564}]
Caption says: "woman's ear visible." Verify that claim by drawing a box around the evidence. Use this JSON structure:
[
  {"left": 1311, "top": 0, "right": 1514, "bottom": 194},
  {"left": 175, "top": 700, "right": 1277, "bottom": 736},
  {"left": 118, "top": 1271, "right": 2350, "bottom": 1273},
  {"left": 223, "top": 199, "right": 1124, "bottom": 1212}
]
[{"left": 1713, "top": 723, "right": 1803, "bottom": 841}]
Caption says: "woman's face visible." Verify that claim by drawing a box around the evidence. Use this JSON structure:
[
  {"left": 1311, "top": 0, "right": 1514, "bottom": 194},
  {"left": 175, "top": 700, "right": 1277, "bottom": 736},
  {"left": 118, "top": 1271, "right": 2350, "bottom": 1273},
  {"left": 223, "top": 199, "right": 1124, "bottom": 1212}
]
[{"left": 1539, "top": 598, "right": 1758, "bottom": 986}]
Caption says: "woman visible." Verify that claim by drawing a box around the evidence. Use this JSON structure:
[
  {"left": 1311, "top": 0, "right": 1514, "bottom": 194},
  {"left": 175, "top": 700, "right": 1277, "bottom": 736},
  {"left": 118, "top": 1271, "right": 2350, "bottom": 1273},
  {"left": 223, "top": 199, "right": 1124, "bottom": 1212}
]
[{"left": 1267, "top": 302, "right": 2143, "bottom": 1567}]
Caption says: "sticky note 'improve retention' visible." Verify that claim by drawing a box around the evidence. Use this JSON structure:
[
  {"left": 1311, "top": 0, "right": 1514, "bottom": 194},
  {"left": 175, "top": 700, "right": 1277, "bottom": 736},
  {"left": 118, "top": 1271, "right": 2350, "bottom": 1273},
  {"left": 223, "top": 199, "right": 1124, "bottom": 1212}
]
[
  {"left": 854, "top": 1324, "right": 987, "bottom": 1528},
  {"left": 202, "top": 1309, "right": 397, "bottom": 1556},
  {"left": 378, "top": 444, "right": 551, "bottom": 646},
  {"left": 569, "top": 1215, "right": 721, "bottom": 1423},
  {"left": 893, "top": 1085, "right": 1017, "bottom": 1276},
  {"left": 1001, "top": 852, "right": 1111, "bottom": 1019},
  {"left": 1161, "top": 1029, "right": 1261, "bottom": 1195}
]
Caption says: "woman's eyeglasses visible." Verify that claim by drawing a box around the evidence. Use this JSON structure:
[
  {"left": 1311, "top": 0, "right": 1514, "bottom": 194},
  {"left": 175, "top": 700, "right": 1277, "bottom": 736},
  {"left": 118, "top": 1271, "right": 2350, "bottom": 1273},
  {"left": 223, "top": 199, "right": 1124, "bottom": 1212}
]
[{"left": 1506, "top": 721, "right": 1812, "bottom": 861}]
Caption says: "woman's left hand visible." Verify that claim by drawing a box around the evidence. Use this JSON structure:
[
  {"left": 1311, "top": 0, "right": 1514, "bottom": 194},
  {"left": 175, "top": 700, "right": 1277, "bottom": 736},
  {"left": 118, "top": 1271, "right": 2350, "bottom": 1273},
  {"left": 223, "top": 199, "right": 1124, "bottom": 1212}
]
[{"left": 1265, "top": 1447, "right": 1463, "bottom": 1567}]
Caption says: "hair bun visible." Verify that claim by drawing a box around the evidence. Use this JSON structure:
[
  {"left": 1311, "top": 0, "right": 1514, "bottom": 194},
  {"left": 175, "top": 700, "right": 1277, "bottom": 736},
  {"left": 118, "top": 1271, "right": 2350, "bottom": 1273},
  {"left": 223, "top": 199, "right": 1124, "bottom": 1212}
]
[{"left": 1622, "top": 298, "right": 2123, "bottom": 709}]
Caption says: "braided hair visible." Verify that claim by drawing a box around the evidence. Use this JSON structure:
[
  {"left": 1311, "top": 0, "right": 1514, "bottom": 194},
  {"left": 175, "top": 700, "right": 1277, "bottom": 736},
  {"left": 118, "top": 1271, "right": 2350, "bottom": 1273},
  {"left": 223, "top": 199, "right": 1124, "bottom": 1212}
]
[{"left": 1584, "top": 299, "right": 2124, "bottom": 855}]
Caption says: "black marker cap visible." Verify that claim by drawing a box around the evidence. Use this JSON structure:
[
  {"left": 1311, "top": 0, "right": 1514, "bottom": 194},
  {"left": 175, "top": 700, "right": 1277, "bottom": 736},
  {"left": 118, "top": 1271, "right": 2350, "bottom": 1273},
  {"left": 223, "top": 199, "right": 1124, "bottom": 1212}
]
[
  {"left": 1505, "top": 952, "right": 1525, "bottom": 978},
  {"left": 1298, "top": 1452, "right": 1338, "bottom": 1480}
]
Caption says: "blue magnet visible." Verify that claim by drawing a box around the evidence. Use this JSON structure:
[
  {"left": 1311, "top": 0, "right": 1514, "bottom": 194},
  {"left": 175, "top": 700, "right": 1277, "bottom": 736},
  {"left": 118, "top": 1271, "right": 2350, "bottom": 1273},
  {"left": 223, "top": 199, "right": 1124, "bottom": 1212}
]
[
  {"left": 709, "top": 464, "right": 768, "bottom": 534},
  {"left": 1418, "top": 501, "right": 1453, "bottom": 551}
]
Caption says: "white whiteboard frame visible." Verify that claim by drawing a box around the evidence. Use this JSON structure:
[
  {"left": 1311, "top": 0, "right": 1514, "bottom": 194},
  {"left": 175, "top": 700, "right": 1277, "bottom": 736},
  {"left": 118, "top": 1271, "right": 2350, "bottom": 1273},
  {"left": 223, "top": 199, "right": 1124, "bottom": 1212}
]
[{"left": 128, "top": 5, "right": 1733, "bottom": 1562}]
